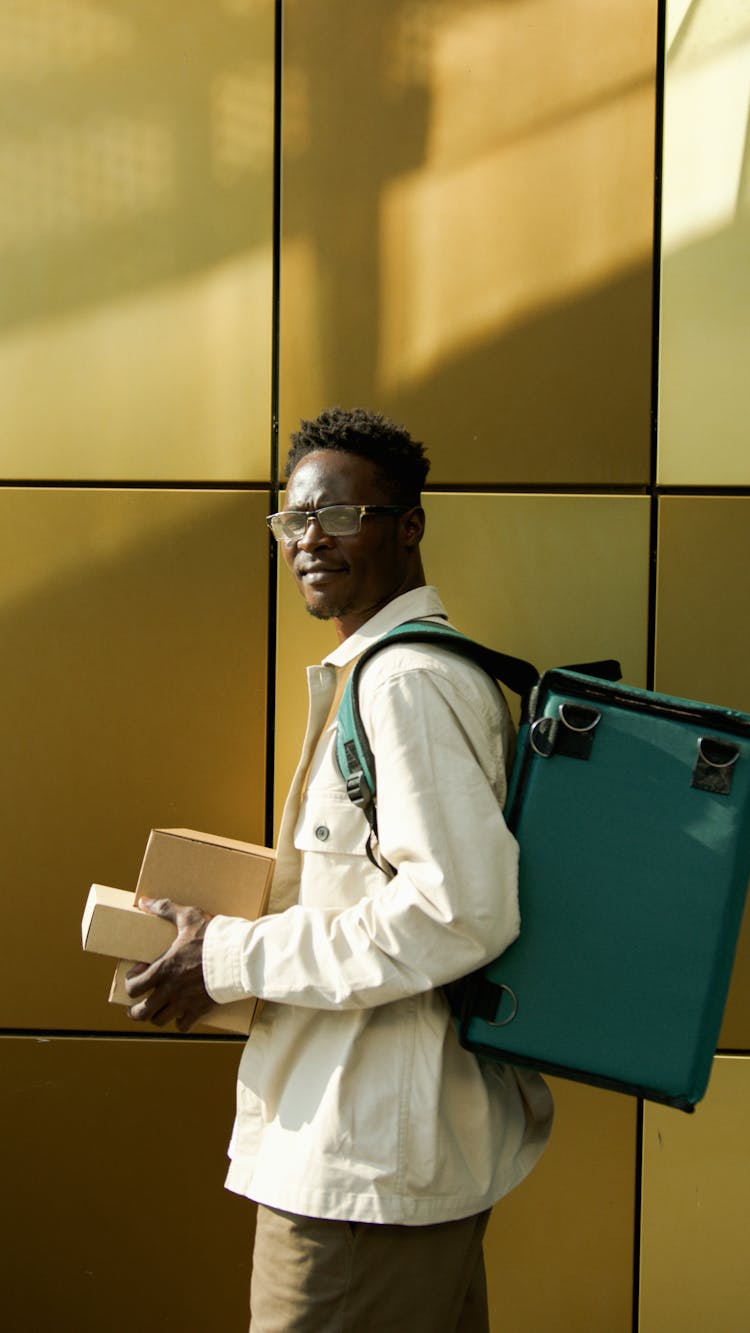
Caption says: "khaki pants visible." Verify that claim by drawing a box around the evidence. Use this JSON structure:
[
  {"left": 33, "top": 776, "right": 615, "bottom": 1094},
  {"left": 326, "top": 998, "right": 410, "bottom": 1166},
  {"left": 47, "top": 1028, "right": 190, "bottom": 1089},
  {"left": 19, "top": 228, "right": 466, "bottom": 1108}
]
[{"left": 249, "top": 1205, "right": 491, "bottom": 1333}]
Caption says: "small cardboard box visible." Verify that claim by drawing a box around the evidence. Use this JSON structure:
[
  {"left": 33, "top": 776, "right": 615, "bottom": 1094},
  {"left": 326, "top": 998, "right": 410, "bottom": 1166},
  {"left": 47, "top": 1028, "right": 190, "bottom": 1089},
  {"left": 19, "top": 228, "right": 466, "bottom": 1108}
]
[
  {"left": 135, "top": 828, "right": 275, "bottom": 919},
  {"left": 83, "top": 828, "right": 275, "bottom": 1036},
  {"left": 82, "top": 885, "right": 175, "bottom": 961}
]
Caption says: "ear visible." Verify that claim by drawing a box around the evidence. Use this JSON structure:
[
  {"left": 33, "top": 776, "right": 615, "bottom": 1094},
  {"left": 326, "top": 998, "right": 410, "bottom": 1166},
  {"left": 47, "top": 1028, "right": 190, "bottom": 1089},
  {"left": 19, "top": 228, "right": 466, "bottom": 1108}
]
[{"left": 401, "top": 505, "right": 425, "bottom": 550}]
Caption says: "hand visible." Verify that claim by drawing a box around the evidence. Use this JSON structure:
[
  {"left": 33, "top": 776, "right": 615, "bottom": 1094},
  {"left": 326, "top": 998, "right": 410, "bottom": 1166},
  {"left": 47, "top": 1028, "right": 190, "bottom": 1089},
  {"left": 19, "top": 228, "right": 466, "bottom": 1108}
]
[{"left": 124, "top": 897, "right": 214, "bottom": 1033}]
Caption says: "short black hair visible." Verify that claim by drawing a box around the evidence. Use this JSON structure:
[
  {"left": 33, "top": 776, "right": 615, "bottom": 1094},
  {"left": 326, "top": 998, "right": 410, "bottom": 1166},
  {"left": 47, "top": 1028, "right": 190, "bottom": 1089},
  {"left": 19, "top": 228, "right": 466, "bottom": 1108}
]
[{"left": 284, "top": 407, "right": 430, "bottom": 506}]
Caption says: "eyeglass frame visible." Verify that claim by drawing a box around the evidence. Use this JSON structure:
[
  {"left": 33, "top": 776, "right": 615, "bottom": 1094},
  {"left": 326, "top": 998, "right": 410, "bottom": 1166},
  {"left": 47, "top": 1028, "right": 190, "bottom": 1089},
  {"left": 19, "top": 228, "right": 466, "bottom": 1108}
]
[{"left": 266, "top": 503, "right": 411, "bottom": 543}]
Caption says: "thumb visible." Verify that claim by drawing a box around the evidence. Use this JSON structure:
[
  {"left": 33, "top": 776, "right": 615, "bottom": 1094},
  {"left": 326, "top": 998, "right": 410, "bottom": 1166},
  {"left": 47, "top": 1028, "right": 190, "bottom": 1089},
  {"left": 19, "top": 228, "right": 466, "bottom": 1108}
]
[{"left": 137, "top": 896, "right": 178, "bottom": 923}]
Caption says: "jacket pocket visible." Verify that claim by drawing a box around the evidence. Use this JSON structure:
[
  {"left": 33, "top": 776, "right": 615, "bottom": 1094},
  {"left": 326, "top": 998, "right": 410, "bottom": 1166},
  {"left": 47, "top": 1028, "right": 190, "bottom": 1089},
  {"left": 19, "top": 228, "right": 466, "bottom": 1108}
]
[
  {"left": 294, "top": 788, "right": 371, "bottom": 857},
  {"left": 294, "top": 789, "right": 382, "bottom": 908}
]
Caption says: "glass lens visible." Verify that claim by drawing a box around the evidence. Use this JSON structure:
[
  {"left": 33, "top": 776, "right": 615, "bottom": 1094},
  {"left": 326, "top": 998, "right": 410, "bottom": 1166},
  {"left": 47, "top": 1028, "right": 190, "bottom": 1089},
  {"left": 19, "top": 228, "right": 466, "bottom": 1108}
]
[
  {"left": 267, "top": 506, "right": 362, "bottom": 541},
  {"left": 317, "top": 505, "right": 360, "bottom": 535},
  {"left": 278, "top": 512, "right": 306, "bottom": 539},
  {"left": 268, "top": 513, "right": 302, "bottom": 541}
]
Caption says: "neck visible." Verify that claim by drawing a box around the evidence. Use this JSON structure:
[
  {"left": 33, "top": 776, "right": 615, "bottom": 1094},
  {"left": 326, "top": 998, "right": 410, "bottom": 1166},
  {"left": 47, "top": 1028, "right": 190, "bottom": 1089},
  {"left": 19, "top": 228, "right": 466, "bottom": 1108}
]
[{"left": 333, "top": 565, "right": 426, "bottom": 643}]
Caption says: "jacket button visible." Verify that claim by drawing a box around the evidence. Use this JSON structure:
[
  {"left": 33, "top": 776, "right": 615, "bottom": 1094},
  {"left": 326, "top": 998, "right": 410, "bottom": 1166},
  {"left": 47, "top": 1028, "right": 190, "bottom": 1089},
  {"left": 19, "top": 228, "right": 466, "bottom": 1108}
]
[{"left": 314, "top": 824, "right": 330, "bottom": 842}]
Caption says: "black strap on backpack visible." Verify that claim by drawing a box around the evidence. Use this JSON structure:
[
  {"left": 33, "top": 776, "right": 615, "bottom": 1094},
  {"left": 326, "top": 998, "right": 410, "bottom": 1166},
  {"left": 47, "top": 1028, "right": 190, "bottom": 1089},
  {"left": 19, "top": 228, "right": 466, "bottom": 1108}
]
[{"left": 334, "top": 618, "right": 620, "bottom": 870}]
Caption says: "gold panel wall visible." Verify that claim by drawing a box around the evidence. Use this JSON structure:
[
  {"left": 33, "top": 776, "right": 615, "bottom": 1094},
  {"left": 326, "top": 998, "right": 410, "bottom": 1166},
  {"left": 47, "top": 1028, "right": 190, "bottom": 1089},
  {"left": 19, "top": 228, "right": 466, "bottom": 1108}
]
[
  {"left": 639, "top": 1057, "right": 750, "bottom": 1332},
  {"left": 655, "top": 496, "right": 750, "bottom": 1050},
  {"left": 655, "top": 497, "right": 750, "bottom": 714},
  {"left": 279, "top": 0, "right": 657, "bottom": 485},
  {"left": 639, "top": 8, "right": 750, "bottom": 1330},
  {"left": 658, "top": 3, "right": 750, "bottom": 485},
  {"left": 0, "top": 1, "right": 275, "bottom": 481},
  {"left": 0, "top": 487, "right": 269, "bottom": 1031},
  {"left": 0, "top": 1035, "right": 252, "bottom": 1332},
  {"left": 2, "top": 1, "right": 747, "bottom": 1330},
  {"left": 487, "top": 1079, "right": 637, "bottom": 1333}
]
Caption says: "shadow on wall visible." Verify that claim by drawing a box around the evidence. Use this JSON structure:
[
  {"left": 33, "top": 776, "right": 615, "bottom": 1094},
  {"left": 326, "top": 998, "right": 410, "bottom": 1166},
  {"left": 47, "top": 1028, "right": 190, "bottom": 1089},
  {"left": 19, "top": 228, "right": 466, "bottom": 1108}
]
[
  {"left": 0, "top": 488, "right": 269, "bottom": 1032},
  {"left": 392, "top": 260, "right": 654, "bottom": 485},
  {"left": 280, "top": 0, "right": 658, "bottom": 485},
  {"left": 0, "top": 0, "right": 659, "bottom": 484}
]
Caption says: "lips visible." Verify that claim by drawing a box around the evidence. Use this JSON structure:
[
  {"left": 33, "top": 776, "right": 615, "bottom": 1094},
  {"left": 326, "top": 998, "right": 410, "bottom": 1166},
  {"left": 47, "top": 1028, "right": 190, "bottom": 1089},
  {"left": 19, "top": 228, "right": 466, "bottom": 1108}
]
[{"left": 297, "top": 563, "right": 348, "bottom": 581}]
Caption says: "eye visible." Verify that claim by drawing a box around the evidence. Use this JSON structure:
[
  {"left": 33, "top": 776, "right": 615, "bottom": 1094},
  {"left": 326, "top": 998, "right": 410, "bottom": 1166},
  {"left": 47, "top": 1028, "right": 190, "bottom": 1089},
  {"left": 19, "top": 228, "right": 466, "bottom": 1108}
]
[
  {"left": 283, "top": 512, "right": 308, "bottom": 538},
  {"left": 318, "top": 505, "right": 361, "bottom": 535}
]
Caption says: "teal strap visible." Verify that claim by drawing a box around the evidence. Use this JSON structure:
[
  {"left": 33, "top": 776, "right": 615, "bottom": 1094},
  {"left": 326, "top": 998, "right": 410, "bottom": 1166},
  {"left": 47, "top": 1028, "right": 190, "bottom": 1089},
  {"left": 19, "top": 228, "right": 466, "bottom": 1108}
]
[{"left": 334, "top": 620, "right": 539, "bottom": 824}]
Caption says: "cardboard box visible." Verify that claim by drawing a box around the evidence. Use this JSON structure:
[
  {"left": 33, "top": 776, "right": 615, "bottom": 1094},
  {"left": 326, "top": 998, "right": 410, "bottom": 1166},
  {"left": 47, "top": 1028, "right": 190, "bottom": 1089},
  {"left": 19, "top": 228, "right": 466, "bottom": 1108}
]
[
  {"left": 135, "top": 828, "right": 275, "bottom": 919},
  {"left": 82, "top": 885, "right": 175, "bottom": 961},
  {"left": 83, "top": 828, "right": 275, "bottom": 1036},
  {"left": 108, "top": 959, "right": 257, "bottom": 1036}
]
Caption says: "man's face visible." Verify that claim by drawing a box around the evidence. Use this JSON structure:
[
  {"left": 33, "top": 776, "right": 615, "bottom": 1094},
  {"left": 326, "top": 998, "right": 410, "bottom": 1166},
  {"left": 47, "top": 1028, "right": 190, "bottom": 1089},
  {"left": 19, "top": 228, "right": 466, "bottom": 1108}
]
[{"left": 281, "top": 450, "right": 424, "bottom": 639}]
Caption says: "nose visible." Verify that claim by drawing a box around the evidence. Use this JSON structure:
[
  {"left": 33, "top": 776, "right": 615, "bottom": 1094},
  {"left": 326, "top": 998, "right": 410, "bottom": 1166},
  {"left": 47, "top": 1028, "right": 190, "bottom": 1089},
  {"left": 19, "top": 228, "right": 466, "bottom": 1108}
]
[{"left": 296, "top": 514, "right": 334, "bottom": 551}]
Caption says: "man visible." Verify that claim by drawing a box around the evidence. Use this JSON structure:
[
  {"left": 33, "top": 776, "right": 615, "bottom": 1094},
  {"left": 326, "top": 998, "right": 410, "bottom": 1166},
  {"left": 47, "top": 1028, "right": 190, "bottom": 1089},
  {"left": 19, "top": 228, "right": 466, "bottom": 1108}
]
[{"left": 126, "top": 407, "right": 553, "bottom": 1332}]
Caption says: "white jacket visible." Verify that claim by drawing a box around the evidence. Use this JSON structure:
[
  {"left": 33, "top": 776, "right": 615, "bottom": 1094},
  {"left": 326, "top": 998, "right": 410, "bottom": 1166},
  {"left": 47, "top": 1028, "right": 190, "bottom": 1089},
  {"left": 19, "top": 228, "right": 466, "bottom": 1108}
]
[{"left": 203, "top": 586, "right": 553, "bottom": 1224}]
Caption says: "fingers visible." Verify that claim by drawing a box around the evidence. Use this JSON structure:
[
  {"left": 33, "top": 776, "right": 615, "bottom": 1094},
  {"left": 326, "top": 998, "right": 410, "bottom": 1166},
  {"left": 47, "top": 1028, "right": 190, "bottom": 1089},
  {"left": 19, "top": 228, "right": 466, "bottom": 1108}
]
[
  {"left": 125, "top": 958, "right": 160, "bottom": 999},
  {"left": 175, "top": 1009, "right": 200, "bottom": 1034},
  {"left": 128, "top": 987, "right": 206, "bottom": 1033},
  {"left": 138, "top": 897, "right": 213, "bottom": 936},
  {"left": 124, "top": 943, "right": 184, "bottom": 1002},
  {"left": 123, "top": 898, "right": 213, "bottom": 1031},
  {"left": 128, "top": 994, "right": 187, "bottom": 1029},
  {"left": 126, "top": 959, "right": 191, "bottom": 1027},
  {"left": 127, "top": 992, "right": 170, "bottom": 1025},
  {"left": 125, "top": 901, "right": 211, "bottom": 1000},
  {"left": 137, "top": 895, "right": 177, "bottom": 922}
]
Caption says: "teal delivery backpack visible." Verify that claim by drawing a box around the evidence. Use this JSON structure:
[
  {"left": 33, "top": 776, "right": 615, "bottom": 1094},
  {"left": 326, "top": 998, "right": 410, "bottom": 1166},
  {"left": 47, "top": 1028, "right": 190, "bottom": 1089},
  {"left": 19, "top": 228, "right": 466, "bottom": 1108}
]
[{"left": 335, "top": 621, "right": 750, "bottom": 1111}]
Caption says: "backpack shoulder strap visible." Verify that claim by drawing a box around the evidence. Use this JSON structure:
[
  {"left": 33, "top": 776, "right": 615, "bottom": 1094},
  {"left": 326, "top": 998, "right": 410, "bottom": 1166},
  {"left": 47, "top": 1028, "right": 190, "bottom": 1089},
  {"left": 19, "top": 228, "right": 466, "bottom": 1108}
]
[{"left": 334, "top": 620, "right": 539, "bottom": 826}]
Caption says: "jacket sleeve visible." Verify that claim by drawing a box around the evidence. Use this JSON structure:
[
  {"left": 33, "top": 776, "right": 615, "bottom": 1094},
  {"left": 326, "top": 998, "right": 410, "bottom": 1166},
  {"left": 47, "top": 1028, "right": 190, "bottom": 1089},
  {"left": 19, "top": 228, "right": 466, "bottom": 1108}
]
[{"left": 203, "top": 660, "right": 520, "bottom": 1009}]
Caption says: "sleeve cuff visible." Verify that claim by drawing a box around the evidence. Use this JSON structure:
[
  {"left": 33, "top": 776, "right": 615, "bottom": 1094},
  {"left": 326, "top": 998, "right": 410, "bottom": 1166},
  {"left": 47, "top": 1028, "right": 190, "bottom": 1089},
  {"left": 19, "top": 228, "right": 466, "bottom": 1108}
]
[{"left": 202, "top": 914, "right": 256, "bottom": 1004}]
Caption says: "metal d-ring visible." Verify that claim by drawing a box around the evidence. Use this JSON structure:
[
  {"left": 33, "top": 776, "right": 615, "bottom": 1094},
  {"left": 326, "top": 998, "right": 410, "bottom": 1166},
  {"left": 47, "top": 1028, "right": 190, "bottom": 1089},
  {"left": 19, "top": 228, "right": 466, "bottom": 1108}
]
[
  {"left": 487, "top": 983, "right": 519, "bottom": 1027},
  {"left": 558, "top": 702, "right": 601, "bottom": 733},
  {"left": 697, "top": 736, "right": 740, "bottom": 769},
  {"left": 691, "top": 735, "right": 741, "bottom": 794},
  {"left": 530, "top": 716, "right": 556, "bottom": 757}
]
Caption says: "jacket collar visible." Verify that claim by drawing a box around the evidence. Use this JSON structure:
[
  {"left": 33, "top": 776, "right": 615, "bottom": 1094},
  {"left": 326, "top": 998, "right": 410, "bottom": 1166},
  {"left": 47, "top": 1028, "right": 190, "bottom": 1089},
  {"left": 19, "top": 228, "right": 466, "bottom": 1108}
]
[{"left": 322, "top": 586, "right": 449, "bottom": 668}]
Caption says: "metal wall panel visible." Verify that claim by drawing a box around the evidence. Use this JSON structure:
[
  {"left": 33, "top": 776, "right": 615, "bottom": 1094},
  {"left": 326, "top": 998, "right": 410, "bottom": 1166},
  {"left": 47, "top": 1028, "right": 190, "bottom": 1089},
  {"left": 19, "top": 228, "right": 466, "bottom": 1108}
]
[
  {"left": 279, "top": 0, "right": 657, "bottom": 485},
  {"left": 0, "top": 487, "right": 269, "bottom": 1031},
  {"left": 639, "top": 1056, "right": 750, "bottom": 1332},
  {"left": 4, "top": 4, "right": 747, "bottom": 1329},
  {"left": 487, "top": 1079, "right": 637, "bottom": 1333},
  {"left": 0, "top": 1034, "right": 252, "bottom": 1332},
  {"left": 655, "top": 495, "right": 750, "bottom": 1049},
  {"left": 655, "top": 497, "right": 750, "bottom": 713},
  {"left": 0, "top": 2, "right": 275, "bottom": 481},
  {"left": 420, "top": 494, "right": 650, "bottom": 686},
  {"left": 657, "top": 2, "right": 750, "bottom": 485}
]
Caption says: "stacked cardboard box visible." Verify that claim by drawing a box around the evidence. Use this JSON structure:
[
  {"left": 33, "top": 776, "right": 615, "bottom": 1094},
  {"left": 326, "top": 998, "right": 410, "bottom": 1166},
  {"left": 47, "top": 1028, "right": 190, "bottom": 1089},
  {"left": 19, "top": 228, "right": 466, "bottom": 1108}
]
[{"left": 82, "top": 828, "right": 275, "bottom": 1035}]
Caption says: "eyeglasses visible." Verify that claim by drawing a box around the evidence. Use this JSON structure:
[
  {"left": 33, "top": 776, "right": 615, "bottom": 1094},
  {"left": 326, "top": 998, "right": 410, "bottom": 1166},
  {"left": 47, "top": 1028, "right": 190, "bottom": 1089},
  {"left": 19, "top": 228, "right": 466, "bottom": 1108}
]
[{"left": 266, "top": 504, "right": 409, "bottom": 543}]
